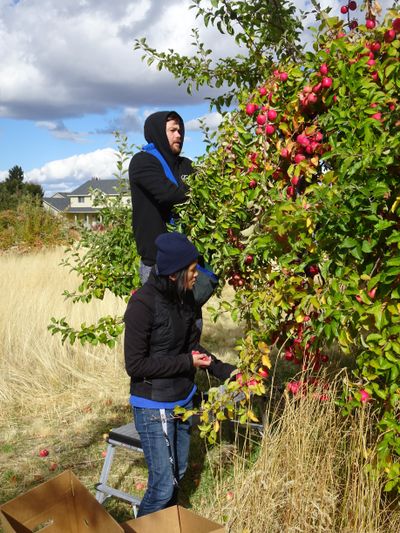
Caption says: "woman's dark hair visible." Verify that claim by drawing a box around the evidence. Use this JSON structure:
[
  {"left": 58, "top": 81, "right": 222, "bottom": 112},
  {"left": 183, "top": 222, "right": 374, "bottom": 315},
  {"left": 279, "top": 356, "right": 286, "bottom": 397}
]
[{"left": 158, "top": 266, "right": 189, "bottom": 303}]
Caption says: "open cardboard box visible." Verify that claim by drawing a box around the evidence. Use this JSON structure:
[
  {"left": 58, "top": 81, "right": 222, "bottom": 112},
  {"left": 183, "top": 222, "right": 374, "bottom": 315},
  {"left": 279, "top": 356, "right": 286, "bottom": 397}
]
[
  {"left": 0, "top": 470, "right": 124, "bottom": 533},
  {"left": 121, "top": 505, "right": 225, "bottom": 533}
]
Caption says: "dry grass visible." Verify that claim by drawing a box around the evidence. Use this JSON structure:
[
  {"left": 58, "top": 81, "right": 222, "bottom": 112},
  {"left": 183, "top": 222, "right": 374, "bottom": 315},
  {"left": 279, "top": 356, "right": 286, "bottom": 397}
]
[
  {"left": 0, "top": 247, "right": 241, "bottom": 520},
  {"left": 197, "top": 386, "right": 400, "bottom": 533},
  {"left": 1, "top": 248, "right": 399, "bottom": 531},
  {"left": 0, "top": 247, "right": 127, "bottom": 409}
]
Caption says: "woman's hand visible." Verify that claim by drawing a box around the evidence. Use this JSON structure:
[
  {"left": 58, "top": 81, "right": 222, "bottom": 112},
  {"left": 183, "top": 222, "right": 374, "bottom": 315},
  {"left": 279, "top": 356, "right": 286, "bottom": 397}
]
[{"left": 192, "top": 350, "right": 212, "bottom": 368}]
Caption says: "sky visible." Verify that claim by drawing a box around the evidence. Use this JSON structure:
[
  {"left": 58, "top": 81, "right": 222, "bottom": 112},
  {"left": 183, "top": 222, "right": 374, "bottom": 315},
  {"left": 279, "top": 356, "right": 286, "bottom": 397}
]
[{"left": 0, "top": 0, "right": 395, "bottom": 194}]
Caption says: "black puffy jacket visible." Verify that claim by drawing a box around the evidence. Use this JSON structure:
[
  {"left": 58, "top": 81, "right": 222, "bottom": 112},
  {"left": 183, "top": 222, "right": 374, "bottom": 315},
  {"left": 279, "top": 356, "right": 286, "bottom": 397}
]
[{"left": 124, "top": 270, "right": 235, "bottom": 402}]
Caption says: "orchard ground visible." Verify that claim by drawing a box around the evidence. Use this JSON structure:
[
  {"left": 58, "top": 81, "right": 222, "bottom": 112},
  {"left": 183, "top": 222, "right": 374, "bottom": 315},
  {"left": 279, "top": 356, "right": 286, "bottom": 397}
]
[{"left": 1, "top": 248, "right": 400, "bottom": 532}]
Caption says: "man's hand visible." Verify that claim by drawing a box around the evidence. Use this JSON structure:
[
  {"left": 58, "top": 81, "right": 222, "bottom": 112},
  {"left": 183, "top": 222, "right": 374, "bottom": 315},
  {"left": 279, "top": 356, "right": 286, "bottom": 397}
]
[{"left": 192, "top": 350, "right": 212, "bottom": 368}]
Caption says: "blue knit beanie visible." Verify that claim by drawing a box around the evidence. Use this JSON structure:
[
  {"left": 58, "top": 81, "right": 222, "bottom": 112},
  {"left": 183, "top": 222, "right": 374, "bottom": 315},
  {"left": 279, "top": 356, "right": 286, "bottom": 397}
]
[{"left": 155, "top": 232, "right": 199, "bottom": 275}]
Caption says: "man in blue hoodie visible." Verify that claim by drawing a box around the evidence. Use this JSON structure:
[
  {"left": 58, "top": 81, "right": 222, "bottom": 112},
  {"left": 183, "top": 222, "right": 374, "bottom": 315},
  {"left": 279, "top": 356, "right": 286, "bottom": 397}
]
[{"left": 129, "top": 111, "right": 193, "bottom": 283}]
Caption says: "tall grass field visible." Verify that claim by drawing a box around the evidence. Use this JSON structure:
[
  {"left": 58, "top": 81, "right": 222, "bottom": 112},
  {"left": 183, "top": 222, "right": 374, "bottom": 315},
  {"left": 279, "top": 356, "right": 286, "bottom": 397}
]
[{"left": 0, "top": 248, "right": 399, "bottom": 531}]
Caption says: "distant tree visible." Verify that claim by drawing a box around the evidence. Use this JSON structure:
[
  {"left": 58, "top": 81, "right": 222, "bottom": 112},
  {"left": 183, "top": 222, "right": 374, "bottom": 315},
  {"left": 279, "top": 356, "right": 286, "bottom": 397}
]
[
  {"left": 0, "top": 165, "right": 44, "bottom": 210},
  {"left": 24, "top": 182, "right": 44, "bottom": 201},
  {"left": 5, "top": 165, "right": 24, "bottom": 194}
]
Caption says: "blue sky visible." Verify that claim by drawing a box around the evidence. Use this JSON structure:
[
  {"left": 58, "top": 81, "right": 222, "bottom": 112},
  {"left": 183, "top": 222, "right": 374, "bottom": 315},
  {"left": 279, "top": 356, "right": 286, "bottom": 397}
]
[
  {"left": 0, "top": 0, "right": 229, "bottom": 194},
  {"left": 0, "top": 0, "right": 394, "bottom": 194}
]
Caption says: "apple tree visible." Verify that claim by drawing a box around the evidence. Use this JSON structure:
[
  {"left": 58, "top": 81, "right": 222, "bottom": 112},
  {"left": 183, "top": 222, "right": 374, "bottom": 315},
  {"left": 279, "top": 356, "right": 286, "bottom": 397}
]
[
  {"left": 175, "top": 5, "right": 400, "bottom": 489},
  {"left": 48, "top": 134, "right": 140, "bottom": 347}
]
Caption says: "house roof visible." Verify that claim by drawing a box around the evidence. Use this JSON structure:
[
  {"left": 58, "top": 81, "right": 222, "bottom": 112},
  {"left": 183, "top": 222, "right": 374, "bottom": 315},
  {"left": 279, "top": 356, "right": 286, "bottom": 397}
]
[
  {"left": 43, "top": 196, "right": 70, "bottom": 212},
  {"left": 65, "top": 206, "right": 100, "bottom": 214},
  {"left": 70, "top": 178, "right": 129, "bottom": 196}
]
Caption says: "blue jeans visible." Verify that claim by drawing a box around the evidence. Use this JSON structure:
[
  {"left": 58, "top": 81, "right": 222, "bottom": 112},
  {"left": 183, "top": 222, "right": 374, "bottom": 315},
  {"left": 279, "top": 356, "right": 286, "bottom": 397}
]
[
  {"left": 133, "top": 402, "right": 193, "bottom": 517},
  {"left": 139, "top": 261, "right": 153, "bottom": 285}
]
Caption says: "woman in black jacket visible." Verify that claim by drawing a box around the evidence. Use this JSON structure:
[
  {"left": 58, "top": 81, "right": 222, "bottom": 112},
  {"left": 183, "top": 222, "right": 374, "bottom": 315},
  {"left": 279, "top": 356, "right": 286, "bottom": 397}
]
[{"left": 124, "top": 232, "right": 235, "bottom": 517}]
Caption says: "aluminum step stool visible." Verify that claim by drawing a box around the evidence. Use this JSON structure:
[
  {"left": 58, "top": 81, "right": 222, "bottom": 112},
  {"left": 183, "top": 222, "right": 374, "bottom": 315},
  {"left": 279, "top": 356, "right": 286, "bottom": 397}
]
[{"left": 95, "top": 422, "right": 143, "bottom": 512}]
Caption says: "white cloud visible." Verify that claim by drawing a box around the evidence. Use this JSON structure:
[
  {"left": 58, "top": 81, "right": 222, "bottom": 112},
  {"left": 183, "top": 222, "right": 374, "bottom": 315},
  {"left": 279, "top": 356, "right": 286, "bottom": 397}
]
[
  {"left": 25, "top": 148, "right": 121, "bottom": 192},
  {"left": 0, "top": 0, "right": 396, "bottom": 124},
  {"left": 186, "top": 112, "right": 223, "bottom": 131},
  {"left": 95, "top": 107, "right": 143, "bottom": 134},
  {"left": 0, "top": 0, "right": 230, "bottom": 121},
  {"left": 36, "top": 121, "right": 86, "bottom": 142}
]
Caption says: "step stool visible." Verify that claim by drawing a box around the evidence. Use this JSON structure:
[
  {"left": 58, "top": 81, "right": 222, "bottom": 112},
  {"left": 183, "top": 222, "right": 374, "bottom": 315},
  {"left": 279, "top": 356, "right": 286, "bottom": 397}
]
[{"left": 95, "top": 422, "right": 143, "bottom": 512}]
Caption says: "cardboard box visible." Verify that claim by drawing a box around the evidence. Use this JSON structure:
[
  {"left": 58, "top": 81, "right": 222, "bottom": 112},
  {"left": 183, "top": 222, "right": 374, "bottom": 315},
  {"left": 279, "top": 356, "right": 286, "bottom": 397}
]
[
  {"left": 0, "top": 470, "right": 124, "bottom": 533},
  {"left": 121, "top": 505, "right": 225, "bottom": 533}
]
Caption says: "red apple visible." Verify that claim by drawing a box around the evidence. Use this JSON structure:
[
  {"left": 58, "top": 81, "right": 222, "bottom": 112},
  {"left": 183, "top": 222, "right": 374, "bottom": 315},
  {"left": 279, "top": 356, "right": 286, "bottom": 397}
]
[
  {"left": 258, "top": 367, "right": 269, "bottom": 378},
  {"left": 287, "top": 185, "right": 295, "bottom": 197},
  {"left": 244, "top": 254, "right": 253, "bottom": 264},
  {"left": 340, "top": 6, "right": 348, "bottom": 14},
  {"left": 256, "top": 114, "right": 267, "bottom": 125},
  {"left": 366, "top": 19, "right": 376, "bottom": 30},
  {"left": 280, "top": 148, "right": 290, "bottom": 159},
  {"left": 348, "top": 1, "right": 357, "bottom": 10},
  {"left": 368, "top": 287, "right": 376, "bottom": 299},
  {"left": 49, "top": 462, "right": 58, "bottom": 471},
  {"left": 249, "top": 179, "right": 257, "bottom": 189},
  {"left": 372, "top": 112, "right": 382, "bottom": 121},
  {"left": 279, "top": 72, "right": 288, "bottom": 82},
  {"left": 39, "top": 449, "right": 49, "bottom": 457},
  {"left": 267, "top": 109, "right": 277, "bottom": 121},
  {"left": 371, "top": 41, "right": 381, "bottom": 52},
  {"left": 294, "top": 153, "right": 306, "bottom": 164},
  {"left": 349, "top": 20, "right": 358, "bottom": 30},
  {"left": 259, "top": 86, "right": 267, "bottom": 96},
  {"left": 384, "top": 29, "right": 396, "bottom": 42},
  {"left": 298, "top": 133, "right": 310, "bottom": 146},
  {"left": 321, "top": 76, "right": 333, "bottom": 88},
  {"left": 393, "top": 18, "right": 400, "bottom": 33},
  {"left": 360, "top": 389, "right": 371, "bottom": 403},
  {"left": 284, "top": 349, "right": 294, "bottom": 361},
  {"left": 245, "top": 103, "right": 258, "bottom": 116},
  {"left": 319, "top": 63, "right": 329, "bottom": 75},
  {"left": 265, "top": 124, "right": 275, "bottom": 135},
  {"left": 312, "top": 82, "right": 322, "bottom": 93},
  {"left": 308, "top": 93, "right": 318, "bottom": 104}
]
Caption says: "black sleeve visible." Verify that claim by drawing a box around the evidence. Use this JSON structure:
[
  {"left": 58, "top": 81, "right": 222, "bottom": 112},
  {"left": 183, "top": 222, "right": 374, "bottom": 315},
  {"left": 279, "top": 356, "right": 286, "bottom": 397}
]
[
  {"left": 124, "top": 296, "right": 193, "bottom": 379},
  {"left": 201, "top": 344, "right": 236, "bottom": 381},
  {"left": 187, "top": 307, "right": 236, "bottom": 382},
  {"left": 129, "top": 154, "right": 188, "bottom": 207}
]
